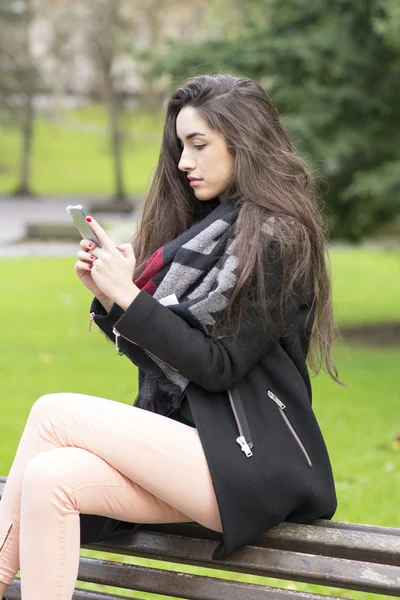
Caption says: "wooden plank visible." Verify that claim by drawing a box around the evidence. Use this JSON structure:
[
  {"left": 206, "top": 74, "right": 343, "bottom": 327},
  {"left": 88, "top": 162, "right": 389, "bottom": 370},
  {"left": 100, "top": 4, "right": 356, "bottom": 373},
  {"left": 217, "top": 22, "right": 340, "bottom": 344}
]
[
  {"left": 257, "top": 522, "right": 400, "bottom": 566},
  {"left": 85, "top": 530, "right": 400, "bottom": 596},
  {"left": 73, "top": 591, "right": 132, "bottom": 600},
  {"left": 3, "top": 560, "right": 342, "bottom": 600},
  {"left": 312, "top": 519, "right": 400, "bottom": 537},
  {"left": 137, "top": 521, "right": 400, "bottom": 565},
  {"left": 78, "top": 556, "right": 342, "bottom": 600},
  {"left": 4, "top": 578, "right": 133, "bottom": 600}
]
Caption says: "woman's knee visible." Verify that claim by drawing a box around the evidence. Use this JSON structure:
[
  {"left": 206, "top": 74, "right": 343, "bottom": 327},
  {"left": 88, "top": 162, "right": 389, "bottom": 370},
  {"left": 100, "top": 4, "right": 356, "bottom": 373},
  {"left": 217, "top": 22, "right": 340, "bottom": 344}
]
[
  {"left": 22, "top": 447, "right": 87, "bottom": 508},
  {"left": 29, "top": 392, "right": 75, "bottom": 421}
]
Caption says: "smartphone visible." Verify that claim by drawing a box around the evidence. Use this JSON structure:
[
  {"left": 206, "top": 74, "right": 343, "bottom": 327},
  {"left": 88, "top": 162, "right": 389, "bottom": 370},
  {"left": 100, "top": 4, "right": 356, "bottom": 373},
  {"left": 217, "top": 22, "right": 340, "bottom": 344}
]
[{"left": 66, "top": 204, "right": 102, "bottom": 248}]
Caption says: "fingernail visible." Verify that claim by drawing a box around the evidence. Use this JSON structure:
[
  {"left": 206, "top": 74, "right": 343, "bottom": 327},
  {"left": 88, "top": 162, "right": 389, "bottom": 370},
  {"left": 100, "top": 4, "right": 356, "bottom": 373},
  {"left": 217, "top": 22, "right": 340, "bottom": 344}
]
[
  {"left": 89, "top": 264, "right": 93, "bottom": 269},
  {"left": 88, "top": 243, "right": 93, "bottom": 248},
  {"left": 90, "top": 255, "right": 96, "bottom": 260},
  {"left": 86, "top": 217, "right": 92, "bottom": 223}
]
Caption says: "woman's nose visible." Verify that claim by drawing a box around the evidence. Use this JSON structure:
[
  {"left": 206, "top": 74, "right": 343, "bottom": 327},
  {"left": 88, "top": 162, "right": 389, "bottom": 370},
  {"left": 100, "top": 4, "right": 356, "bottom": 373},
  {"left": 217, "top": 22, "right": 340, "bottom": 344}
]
[{"left": 178, "top": 149, "right": 196, "bottom": 172}]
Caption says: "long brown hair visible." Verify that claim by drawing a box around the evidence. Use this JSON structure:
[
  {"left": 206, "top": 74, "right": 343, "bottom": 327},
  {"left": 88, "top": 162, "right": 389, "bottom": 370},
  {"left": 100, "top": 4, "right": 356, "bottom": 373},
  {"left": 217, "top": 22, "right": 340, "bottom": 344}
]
[{"left": 131, "top": 74, "right": 344, "bottom": 385}]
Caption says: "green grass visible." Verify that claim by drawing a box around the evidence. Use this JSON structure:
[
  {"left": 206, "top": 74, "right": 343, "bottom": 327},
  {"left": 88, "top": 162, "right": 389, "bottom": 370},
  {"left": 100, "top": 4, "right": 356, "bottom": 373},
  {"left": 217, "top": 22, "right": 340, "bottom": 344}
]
[
  {"left": 330, "top": 246, "right": 400, "bottom": 326},
  {"left": 0, "top": 106, "right": 164, "bottom": 195},
  {"left": 0, "top": 251, "right": 399, "bottom": 600}
]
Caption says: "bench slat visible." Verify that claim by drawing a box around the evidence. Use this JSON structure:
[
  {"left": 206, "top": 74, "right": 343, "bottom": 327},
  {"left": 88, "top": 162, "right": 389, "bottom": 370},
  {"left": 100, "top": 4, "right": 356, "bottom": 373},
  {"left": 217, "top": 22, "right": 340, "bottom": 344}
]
[
  {"left": 5, "top": 579, "right": 131, "bottom": 600},
  {"left": 311, "top": 519, "right": 400, "bottom": 537},
  {"left": 73, "top": 591, "right": 129, "bottom": 600},
  {"left": 145, "top": 518, "right": 400, "bottom": 540},
  {"left": 3, "top": 567, "right": 343, "bottom": 600},
  {"left": 258, "top": 523, "right": 400, "bottom": 565},
  {"left": 78, "top": 556, "right": 343, "bottom": 600},
  {"left": 85, "top": 530, "right": 400, "bottom": 596},
  {"left": 139, "top": 521, "right": 400, "bottom": 565}
]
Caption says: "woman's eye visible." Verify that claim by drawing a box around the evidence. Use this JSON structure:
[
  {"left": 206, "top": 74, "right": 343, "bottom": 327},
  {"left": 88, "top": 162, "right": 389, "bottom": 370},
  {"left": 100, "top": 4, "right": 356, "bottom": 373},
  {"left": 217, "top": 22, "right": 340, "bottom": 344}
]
[{"left": 178, "top": 143, "right": 206, "bottom": 151}]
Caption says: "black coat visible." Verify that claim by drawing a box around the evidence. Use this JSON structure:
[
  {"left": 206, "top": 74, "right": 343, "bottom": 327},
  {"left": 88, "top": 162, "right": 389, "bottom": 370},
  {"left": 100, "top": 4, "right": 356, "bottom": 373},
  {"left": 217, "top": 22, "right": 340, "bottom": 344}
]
[{"left": 81, "top": 278, "right": 337, "bottom": 560}]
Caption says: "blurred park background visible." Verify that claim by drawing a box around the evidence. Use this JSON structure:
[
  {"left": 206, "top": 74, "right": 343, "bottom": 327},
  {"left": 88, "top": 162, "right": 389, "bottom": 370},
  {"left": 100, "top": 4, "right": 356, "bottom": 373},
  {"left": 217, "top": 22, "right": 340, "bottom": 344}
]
[{"left": 0, "top": 0, "right": 399, "bottom": 598}]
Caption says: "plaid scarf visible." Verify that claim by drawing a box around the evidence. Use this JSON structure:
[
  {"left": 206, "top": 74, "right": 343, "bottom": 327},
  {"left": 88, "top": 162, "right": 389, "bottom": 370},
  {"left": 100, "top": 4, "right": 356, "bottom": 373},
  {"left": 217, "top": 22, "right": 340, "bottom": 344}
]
[{"left": 132, "top": 196, "right": 241, "bottom": 416}]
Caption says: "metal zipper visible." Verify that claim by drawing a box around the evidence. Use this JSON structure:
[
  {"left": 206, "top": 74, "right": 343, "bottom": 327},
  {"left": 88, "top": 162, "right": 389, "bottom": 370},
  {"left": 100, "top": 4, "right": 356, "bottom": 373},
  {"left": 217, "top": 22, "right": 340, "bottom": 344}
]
[
  {"left": 112, "top": 326, "right": 179, "bottom": 372},
  {"left": 88, "top": 312, "right": 118, "bottom": 342},
  {"left": 0, "top": 523, "right": 14, "bottom": 552},
  {"left": 88, "top": 311, "right": 95, "bottom": 333},
  {"left": 227, "top": 389, "right": 253, "bottom": 458},
  {"left": 88, "top": 312, "right": 129, "bottom": 353},
  {"left": 267, "top": 389, "right": 313, "bottom": 468},
  {"left": 112, "top": 326, "right": 121, "bottom": 352}
]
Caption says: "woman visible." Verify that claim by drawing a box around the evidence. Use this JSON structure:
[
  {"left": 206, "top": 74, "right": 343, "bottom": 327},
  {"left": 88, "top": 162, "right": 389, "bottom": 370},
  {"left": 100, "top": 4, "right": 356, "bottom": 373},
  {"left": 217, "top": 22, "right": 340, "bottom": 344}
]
[{"left": 0, "top": 74, "right": 342, "bottom": 600}]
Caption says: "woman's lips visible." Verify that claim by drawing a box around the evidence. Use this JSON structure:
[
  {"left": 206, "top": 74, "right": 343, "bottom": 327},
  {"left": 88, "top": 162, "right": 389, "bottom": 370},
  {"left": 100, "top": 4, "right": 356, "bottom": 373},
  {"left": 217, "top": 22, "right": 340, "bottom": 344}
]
[{"left": 190, "top": 179, "right": 203, "bottom": 187}]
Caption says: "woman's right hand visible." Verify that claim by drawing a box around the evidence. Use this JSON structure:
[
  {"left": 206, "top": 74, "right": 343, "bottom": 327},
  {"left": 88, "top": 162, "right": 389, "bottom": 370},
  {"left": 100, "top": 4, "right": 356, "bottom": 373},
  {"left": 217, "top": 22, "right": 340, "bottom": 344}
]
[{"left": 74, "top": 239, "right": 110, "bottom": 302}]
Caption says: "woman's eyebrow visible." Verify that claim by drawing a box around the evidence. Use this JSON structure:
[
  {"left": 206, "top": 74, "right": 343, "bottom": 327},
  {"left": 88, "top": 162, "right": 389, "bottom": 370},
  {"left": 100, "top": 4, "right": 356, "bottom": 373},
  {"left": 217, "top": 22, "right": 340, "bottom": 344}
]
[{"left": 177, "top": 132, "right": 206, "bottom": 141}]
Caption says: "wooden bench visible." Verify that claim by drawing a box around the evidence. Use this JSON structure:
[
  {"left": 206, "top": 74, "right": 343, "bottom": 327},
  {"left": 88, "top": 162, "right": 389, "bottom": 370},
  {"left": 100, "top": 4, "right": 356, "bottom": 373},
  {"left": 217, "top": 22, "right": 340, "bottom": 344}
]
[{"left": 1, "top": 476, "right": 399, "bottom": 599}]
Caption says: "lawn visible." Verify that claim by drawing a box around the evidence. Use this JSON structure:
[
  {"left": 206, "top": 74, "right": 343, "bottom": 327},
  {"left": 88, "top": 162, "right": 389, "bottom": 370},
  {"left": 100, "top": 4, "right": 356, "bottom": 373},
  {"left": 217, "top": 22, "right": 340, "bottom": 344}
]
[
  {"left": 0, "top": 249, "right": 399, "bottom": 600},
  {"left": 330, "top": 246, "right": 400, "bottom": 326},
  {"left": 0, "top": 106, "right": 164, "bottom": 196}
]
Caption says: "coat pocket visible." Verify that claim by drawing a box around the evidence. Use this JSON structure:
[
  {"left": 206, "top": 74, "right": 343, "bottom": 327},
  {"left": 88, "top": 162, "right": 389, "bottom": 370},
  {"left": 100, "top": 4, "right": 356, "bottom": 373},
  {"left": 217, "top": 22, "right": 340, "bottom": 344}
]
[
  {"left": 228, "top": 388, "right": 254, "bottom": 458},
  {"left": 267, "top": 389, "right": 313, "bottom": 468}
]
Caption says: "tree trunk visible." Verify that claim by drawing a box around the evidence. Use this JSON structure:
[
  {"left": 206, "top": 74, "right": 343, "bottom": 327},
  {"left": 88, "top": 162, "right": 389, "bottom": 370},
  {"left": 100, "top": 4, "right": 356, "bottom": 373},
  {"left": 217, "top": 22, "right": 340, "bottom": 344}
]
[
  {"left": 107, "top": 87, "right": 125, "bottom": 202},
  {"left": 13, "top": 90, "right": 35, "bottom": 196}
]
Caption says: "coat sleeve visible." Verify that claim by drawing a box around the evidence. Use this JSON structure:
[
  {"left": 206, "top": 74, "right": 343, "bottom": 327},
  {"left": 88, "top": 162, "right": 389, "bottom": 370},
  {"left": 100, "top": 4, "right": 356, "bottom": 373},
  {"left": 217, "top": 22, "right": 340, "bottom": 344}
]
[
  {"left": 90, "top": 243, "right": 304, "bottom": 393},
  {"left": 89, "top": 296, "right": 162, "bottom": 373}
]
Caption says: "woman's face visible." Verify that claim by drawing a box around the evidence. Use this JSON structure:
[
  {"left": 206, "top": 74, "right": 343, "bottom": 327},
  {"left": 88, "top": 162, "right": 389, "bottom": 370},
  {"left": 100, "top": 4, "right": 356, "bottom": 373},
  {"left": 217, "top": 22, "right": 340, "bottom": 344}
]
[{"left": 176, "top": 106, "right": 235, "bottom": 202}]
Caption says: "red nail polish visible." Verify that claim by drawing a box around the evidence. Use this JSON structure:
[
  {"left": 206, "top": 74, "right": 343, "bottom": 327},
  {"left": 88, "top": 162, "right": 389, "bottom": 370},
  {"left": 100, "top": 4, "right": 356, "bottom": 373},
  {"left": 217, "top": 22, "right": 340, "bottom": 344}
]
[{"left": 86, "top": 217, "right": 92, "bottom": 223}]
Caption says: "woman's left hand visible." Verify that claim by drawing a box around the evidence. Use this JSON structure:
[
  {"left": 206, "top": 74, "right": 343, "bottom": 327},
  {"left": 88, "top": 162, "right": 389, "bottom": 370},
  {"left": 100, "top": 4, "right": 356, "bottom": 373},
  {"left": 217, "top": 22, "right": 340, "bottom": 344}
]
[{"left": 84, "top": 216, "right": 137, "bottom": 304}]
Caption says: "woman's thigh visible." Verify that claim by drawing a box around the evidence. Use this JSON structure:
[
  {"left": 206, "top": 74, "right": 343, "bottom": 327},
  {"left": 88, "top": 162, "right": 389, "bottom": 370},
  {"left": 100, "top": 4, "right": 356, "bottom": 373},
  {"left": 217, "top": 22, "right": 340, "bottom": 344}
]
[
  {"left": 23, "top": 446, "right": 198, "bottom": 526},
  {"left": 30, "top": 393, "right": 222, "bottom": 533}
]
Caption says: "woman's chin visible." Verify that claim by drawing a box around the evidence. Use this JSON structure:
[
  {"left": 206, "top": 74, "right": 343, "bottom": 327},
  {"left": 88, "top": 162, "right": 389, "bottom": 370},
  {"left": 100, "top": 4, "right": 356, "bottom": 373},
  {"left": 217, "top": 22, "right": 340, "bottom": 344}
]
[
  {"left": 193, "top": 189, "right": 211, "bottom": 201},
  {"left": 193, "top": 188, "right": 220, "bottom": 202}
]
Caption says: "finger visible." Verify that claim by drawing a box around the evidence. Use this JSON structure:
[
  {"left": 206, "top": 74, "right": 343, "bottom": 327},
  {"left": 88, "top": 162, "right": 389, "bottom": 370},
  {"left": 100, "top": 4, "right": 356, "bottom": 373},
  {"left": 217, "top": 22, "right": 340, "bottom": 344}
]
[
  {"left": 76, "top": 260, "right": 93, "bottom": 271},
  {"left": 78, "top": 250, "right": 98, "bottom": 262},
  {"left": 115, "top": 243, "right": 134, "bottom": 257},
  {"left": 80, "top": 239, "right": 97, "bottom": 251},
  {"left": 85, "top": 216, "right": 114, "bottom": 252}
]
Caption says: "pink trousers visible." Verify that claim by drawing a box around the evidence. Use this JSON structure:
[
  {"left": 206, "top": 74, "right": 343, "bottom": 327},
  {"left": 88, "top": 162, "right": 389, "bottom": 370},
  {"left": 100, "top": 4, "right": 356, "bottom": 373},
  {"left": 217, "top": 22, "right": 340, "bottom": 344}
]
[{"left": 0, "top": 393, "right": 222, "bottom": 599}]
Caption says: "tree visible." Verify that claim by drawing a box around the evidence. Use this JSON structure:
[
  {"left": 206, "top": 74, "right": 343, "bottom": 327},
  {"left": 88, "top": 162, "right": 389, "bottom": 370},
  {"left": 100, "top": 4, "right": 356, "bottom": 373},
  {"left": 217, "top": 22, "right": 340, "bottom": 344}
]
[
  {"left": 82, "top": 0, "right": 211, "bottom": 203},
  {"left": 82, "top": 0, "right": 134, "bottom": 205},
  {"left": 0, "top": 0, "right": 40, "bottom": 196},
  {"left": 148, "top": 0, "right": 400, "bottom": 241},
  {"left": 39, "top": 0, "right": 81, "bottom": 115},
  {"left": 127, "top": 0, "right": 216, "bottom": 111}
]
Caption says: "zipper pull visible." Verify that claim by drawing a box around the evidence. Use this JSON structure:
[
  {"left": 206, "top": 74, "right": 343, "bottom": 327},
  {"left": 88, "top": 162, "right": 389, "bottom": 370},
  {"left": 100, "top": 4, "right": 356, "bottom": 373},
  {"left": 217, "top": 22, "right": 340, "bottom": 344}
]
[
  {"left": 88, "top": 312, "right": 95, "bottom": 333},
  {"left": 267, "top": 389, "right": 286, "bottom": 410},
  {"left": 112, "top": 326, "right": 120, "bottom": 352},
  {"left": 236, "top": 436, "right": 253, "bottom": 457}
]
